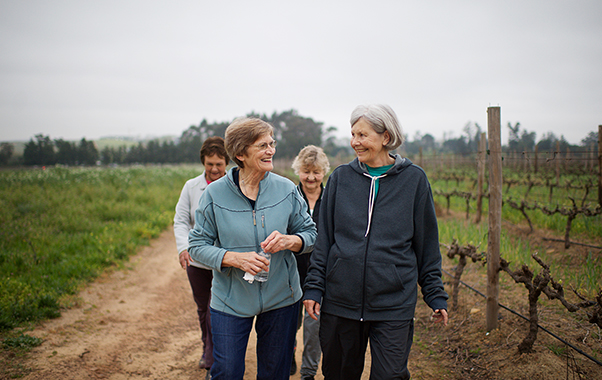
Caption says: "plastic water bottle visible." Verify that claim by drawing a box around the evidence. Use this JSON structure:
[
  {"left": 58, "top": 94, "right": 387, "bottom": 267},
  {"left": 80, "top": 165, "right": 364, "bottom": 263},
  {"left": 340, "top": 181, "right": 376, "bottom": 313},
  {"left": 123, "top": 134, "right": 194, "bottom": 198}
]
[{"left": 254, "top": 249, "right": 271, "bottom": 282}]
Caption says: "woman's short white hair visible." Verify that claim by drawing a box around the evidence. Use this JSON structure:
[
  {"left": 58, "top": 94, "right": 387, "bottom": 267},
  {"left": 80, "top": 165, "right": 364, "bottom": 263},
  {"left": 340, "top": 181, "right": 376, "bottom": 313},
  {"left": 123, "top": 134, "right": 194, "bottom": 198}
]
[
  {"left": 350, "top": 104, "right": 404, "bottom": 150},
  {"left": 291, "top": 145, "right": 330, "bottom": 175}
]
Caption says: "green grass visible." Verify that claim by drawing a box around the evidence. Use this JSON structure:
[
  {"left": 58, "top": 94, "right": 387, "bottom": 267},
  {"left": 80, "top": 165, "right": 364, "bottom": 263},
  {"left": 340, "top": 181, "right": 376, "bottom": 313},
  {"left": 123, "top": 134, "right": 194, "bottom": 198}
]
[
  {"left": 438, "top": 217, "right": 536, "bottom": 267},
  {"left": 546, "top": 343, "right": 568, "bottom": 357},
  {"left": 0, "top": 165, "right": 200, "bottom": 331},
  {"left": 431, "top": 167, "right": 602, "bottom": 240},
  {"left": 570, "top": 251, "right": 602, "bottom": 296},
  {"left": 437, "top": 209, "right": 601, "bottom": 298}
]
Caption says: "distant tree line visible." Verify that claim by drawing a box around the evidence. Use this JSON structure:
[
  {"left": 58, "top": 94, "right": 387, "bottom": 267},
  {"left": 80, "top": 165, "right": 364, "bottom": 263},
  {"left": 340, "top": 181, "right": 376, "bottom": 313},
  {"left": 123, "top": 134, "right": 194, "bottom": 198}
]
[
  {"left": 16, "top": 135, "right": 100, "bottom": 166},
  {"left": 401, "top": 121, "right": 598, "bottom": 157},
  {"left": 1, "top": 112, "right": 598, "bottom": 167},
  {"left": 6, "top": 110, "right": 345, "bottom": 166}
]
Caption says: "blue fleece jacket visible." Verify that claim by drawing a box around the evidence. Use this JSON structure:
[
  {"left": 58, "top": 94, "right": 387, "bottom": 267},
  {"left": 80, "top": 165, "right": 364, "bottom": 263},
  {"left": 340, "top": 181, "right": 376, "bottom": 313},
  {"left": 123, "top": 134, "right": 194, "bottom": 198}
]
[
  {"left": 188, "top": 167, "right": 317, "bottom": 318},
  {"left": 303, "top": 155, "right": 448, "bottom": 321}
]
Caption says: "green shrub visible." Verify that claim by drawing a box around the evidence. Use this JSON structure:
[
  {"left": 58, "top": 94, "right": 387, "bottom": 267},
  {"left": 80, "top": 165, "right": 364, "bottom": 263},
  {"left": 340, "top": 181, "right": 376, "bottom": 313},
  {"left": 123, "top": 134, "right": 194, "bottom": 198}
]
[{"left": 2, "top": 332, "right": 43, "bottom": 350}]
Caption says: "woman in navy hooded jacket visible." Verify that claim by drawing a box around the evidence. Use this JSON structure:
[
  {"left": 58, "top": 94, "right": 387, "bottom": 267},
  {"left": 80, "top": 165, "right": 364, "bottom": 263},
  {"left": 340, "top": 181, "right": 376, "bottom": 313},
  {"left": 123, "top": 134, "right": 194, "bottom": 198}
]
[{"left": 303, "top": 104, "right": 449, "bottom": 380}]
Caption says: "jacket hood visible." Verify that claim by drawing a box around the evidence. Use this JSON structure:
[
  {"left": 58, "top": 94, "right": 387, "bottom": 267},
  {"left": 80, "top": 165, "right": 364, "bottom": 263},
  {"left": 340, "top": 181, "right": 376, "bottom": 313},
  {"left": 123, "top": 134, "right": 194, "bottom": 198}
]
[{"left": 349, "top": 153, "right": 413, "bottom": 176}]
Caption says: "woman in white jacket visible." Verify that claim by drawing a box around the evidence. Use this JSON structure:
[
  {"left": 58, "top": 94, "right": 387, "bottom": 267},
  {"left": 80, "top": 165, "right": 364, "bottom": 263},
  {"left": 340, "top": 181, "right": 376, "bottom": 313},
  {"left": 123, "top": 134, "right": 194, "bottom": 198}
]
[{"left": 174, "top": 136, "right": 229, "bottom": 378}]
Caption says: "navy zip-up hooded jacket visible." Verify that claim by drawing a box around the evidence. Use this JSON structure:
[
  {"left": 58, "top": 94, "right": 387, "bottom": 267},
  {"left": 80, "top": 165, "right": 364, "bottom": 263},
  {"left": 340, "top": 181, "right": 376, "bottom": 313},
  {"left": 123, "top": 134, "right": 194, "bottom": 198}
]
[{"left": 303, "top": 154, "right": 448, "bottom": 321}]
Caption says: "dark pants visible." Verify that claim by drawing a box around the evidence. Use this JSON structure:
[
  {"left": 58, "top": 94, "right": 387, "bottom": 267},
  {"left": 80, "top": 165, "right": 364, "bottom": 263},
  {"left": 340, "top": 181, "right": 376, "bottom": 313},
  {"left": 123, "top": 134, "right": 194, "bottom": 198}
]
[
  {"left": 319, "top": 312, "right": 414, "bottom": 380},
  {"left": 187, "top": 265, "right": 213, "bottom": 368}
]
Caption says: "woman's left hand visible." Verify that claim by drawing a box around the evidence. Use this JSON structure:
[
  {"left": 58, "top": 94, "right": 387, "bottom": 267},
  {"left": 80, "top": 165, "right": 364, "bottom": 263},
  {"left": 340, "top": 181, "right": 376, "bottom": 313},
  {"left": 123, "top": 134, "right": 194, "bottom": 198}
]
[
  {"left": 431, "top": 309, "right": 449, "bottom": 326},
  {"left": 261, "top": 231, "right": 302, "bottom": 254}
]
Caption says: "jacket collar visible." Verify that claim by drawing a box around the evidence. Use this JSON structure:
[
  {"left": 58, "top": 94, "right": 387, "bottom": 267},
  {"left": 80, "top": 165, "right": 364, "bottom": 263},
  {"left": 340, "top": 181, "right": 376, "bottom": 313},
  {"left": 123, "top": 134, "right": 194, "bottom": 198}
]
[{"left": 351, "top": 153, "right": 410, "bottom": 176}]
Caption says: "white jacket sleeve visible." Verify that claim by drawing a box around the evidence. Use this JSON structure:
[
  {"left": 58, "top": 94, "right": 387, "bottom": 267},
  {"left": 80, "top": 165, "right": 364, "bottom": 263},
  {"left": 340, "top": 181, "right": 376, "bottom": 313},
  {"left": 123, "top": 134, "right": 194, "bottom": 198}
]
[{"left": 174, "top": 180, "right": 194, "bottom": 255}]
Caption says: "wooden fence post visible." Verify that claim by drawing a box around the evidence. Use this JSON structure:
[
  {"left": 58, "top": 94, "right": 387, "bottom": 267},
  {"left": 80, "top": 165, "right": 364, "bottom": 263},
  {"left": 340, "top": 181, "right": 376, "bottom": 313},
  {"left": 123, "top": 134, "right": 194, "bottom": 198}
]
[
  {"left": 475, "top": 132, "right": 486, "bottom": 223},
  {"left": 534, "top": 145, "right": 539, "bottom": 174},
  {"left": 598, "top": 125, "right": 602, "bottom": 206},
  {"left": 487, "top": 106, "right": 501, "bottom": 331},
  {"left": 588, "top": 143, "right": 594, "bottom": 172},
  {"left": 556, "top": 140, "right": 561, "bottom": 185}
]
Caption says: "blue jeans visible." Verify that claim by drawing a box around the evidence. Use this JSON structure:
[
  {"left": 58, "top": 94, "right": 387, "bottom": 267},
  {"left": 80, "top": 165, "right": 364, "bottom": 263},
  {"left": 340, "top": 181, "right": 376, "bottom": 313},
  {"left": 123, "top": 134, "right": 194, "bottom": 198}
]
[{"left": 210, "top": 302, "right": 299, "bottom": 380}]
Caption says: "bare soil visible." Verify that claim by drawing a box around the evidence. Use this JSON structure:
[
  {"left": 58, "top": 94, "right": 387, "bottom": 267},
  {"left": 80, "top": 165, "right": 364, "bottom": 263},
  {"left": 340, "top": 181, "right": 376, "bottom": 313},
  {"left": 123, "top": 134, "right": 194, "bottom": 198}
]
[{"left": 2, "top": 220, "right": 601, "bottom": 380}]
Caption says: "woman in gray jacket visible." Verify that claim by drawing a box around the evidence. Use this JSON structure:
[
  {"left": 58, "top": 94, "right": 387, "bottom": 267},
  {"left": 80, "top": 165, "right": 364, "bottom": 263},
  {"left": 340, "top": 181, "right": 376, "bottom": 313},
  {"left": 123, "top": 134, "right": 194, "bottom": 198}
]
[{"left": 303, "top": 105, "right": 448, "bottom": 380}]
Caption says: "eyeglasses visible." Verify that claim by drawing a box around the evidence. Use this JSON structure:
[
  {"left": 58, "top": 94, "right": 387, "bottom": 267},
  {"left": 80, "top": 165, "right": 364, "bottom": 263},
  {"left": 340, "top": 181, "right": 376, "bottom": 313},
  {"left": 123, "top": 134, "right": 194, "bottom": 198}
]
[{"left": 251, "top": 140, "right": 277, "bottom": 151}]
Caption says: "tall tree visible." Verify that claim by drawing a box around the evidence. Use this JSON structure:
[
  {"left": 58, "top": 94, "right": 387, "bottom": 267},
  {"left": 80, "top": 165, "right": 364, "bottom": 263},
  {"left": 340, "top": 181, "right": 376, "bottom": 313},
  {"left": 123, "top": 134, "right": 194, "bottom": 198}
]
[
  {"left": 322, "top": 126, "right": 352, "bottom": 157},
  {"left": 507, "top": 122, "right": 536, "bottom": 152},
  {"left": 23, "top": 134, "right": 56, "bottom": 166},
  {"left": 264, "top": 109, "right": 323, "bottom": 158},
  {"left": 77, "top": 138, "right": 99, "bottom": 165},
  {"left": 442, "top": 136, "right": 469, "bottom": 154},
  {"left": 178, "top": 119, "right": 229, "bottom": 162},
  {"left": 55, "top": 139, "right": 77, "bottom": 165},
  {"left": 421, "top": 133, "right": 437, "bottom": 153},
  {"left": 536, "top": 132, "right": 569, "bottom": 152},
  {"left": 0, "top": 143, "right": 14, "bottom": 165},
  {"left": 581, "top": 131, "right": 599, "bottom": 151}
]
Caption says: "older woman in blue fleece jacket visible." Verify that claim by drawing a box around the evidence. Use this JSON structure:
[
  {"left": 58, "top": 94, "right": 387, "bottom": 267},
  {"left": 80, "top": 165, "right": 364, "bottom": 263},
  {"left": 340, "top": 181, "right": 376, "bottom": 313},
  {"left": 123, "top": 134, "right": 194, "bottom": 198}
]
[
  {"left": 188, "top": 117, "right": 317, "bottom": 380},
  {"left": 303, "top": 104, "right": 448, "bottom": 380}
]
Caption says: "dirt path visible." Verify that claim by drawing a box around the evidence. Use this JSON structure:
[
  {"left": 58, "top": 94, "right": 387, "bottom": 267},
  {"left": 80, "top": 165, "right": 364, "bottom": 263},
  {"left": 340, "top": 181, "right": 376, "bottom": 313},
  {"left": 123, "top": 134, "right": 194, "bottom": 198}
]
[{"left": 21, "top": 227, "right": 370, "bottom": 380}]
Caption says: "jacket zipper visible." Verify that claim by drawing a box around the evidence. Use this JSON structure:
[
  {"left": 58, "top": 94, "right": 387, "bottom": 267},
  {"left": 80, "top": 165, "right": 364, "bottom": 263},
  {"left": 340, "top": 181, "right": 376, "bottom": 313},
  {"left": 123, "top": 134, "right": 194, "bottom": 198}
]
[
  {"left": 253, "top": 185, "right": 268, "bottom": 313},
  {"left": 360, "top": 172, "right": 378, "bottom": 321},
  {"left": 232, "top": 171, "right": 268, "bottom": 308},
  {"left": 360, "top": 233, "right": 370, "bottom": 321}
]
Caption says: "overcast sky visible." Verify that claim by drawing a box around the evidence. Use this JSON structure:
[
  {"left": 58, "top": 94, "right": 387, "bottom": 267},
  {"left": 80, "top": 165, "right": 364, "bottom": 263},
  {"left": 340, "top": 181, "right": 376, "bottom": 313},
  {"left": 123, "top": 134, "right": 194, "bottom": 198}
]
[{"left": 1, "top": 0, "right": 601, "bottom": 145}]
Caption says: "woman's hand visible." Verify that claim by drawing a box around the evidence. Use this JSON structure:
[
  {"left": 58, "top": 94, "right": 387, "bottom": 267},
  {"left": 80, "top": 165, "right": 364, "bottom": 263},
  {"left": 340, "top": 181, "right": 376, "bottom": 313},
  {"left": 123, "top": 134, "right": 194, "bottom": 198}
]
[
  {"left": 179, "top": 250, "right": 192, "bottom": 269},
  {"left": 431, "top": 309, "right": 449, "bottom": 326},
  {"left": 303, "top": 299, "right": 321, "bottom": 321},
  {"left": 261, "top": 230, "right": 302, "bottom": 254},
  {"left": 222, "top": 251, "right": 270, "bottom": 275}
]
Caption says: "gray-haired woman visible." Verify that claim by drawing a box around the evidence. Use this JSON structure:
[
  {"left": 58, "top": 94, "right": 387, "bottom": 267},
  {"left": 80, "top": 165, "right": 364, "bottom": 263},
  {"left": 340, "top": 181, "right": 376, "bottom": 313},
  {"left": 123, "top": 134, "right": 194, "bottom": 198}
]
[
  {"left": 291, "top": 145, "right": 330, "bottom": 380},
  {"left": 303, "top": 104, "right": 448, "bottom": 380}
]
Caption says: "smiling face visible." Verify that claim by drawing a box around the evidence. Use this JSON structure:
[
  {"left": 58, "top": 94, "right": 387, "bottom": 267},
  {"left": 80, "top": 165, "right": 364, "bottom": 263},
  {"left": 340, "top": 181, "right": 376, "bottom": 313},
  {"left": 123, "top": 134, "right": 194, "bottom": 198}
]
[
  {"left": 237, "top": 134, "right": 276, "bottom": 174},
  {"left": 350, "top": 118, "right": 391, "bottom": 167},
  {"left": 203, "top": 153, "right": 227, "bottom": 183},
  {"left": 298, "top": 164, "right": 324, "bottom": 193}
]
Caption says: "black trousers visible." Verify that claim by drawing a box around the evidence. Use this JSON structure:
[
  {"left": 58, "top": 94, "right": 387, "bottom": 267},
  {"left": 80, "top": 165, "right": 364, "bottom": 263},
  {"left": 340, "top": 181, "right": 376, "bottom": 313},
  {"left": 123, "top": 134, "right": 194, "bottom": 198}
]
[
  {"left": 187, "top": 265, "right": 213, "bottom": 368},
  {"left": 319, "top": 312, "right": 413, "bottom": 380}
]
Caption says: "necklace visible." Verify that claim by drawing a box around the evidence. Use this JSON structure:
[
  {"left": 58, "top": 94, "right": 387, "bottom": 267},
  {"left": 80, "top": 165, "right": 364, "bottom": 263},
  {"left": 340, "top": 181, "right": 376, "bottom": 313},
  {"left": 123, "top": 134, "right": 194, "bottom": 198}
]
[
  {"left": 240, "top": 173, "right": 258, "bottom": 199},
  {"left": 240, "top": 177, "right": 248, "bottom": 194}
]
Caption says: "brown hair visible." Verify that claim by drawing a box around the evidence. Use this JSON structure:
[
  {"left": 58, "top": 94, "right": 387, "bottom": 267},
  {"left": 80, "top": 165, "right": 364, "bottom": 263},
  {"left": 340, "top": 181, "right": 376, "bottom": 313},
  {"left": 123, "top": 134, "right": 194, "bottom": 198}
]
[
  {"left": 200, "top": 136, "right": 229, "bottom": 165},
  {"left": 225, "top": 117, "right": 273, "bottom": 168}
]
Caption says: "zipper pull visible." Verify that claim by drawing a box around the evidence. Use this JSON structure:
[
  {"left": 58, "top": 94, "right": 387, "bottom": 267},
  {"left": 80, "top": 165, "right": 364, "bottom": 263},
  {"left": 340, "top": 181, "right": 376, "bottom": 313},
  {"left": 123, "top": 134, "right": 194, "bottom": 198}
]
[
  {"left": 261, "top": 214, "right": 265, "bottom": 228},
  {"left": 253, "top": 210, "right": 256, "bottom": 226}
]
